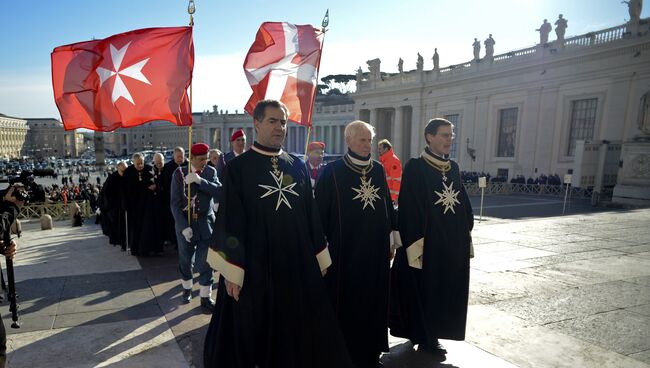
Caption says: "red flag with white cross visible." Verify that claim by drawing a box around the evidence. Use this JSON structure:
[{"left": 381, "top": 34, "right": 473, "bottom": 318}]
[
  {"left": 243, "top": 22, "right": 324, "bottom": 127},
  {"left": 51, "top": 26, "right": 194, "bottom": 132}
]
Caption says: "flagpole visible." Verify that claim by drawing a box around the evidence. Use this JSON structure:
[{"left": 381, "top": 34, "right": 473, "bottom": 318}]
[
  {"left": 187, "top": 0, "right": 195, "bottom": 226},
  {"left": 304, "top": 9, "right": 329, "bottom": 161}
]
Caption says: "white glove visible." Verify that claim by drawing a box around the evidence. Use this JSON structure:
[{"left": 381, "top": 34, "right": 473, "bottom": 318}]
[
  {"left": 211, "top": 202, "right": 219, "bottom": 212},
  {"left": 182, "top": 227, "right": 193, "bottom": 242},
  {"left": 185, "top": 172, "right": 201, "bottom": 184}
]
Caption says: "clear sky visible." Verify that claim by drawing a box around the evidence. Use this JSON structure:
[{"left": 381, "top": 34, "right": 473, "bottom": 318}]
[{"left": 0, "top": 0, "right": 646, "bottom": 119}]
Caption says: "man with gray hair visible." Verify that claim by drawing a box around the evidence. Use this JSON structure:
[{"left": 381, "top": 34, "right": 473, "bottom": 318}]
[
  {"left": 315, "top": 120, "right": 398, "bottom": 368},
  {"left": 123, "top": 152, "right": 163, "bottom": 256}
]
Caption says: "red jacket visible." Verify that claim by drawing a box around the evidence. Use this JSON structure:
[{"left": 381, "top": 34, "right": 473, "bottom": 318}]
[{"left": 379, "top": 148, "right": 402, "bottom": 202}]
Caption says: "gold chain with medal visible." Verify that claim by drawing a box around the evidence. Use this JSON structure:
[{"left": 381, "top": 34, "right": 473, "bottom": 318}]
[
  {"left": 343, "top": 155, "right": 373, "bottom": 184},
  {"left": 422, "top": 153, "right": 451, "bottom": 183}
]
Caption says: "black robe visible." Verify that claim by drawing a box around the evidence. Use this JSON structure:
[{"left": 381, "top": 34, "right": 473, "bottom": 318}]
[
  {"left": 101, "top": 171, "right": 126, "bottom": 249},
  {"left": 123, "top": 165, "right": 163, "bottom": 256},
  {"left": 204, "top": 145, "right": 353, "bottom": 368},
  {"left": 389, "top": 154, "right": 474, "bottom": 343},
  {"left": 314, "top": 157, "right": 395, "bottom": 365},
  {"left": 161, "top": 160, "right": 187, "bottom": 245}
]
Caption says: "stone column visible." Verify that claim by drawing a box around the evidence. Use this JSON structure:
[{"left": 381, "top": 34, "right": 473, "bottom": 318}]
[
  {"left": 393, "top": 106, "right": 404, "bottom": 160},
  {"left": 410, "top": 104, "right": 422, "bottom": 158},
  {"left": 369, "top": 108, "right": 378, "bottom": 128}
]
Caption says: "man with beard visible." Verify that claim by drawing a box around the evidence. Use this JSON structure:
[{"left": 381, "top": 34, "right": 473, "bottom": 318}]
[
  {"left": 389, "top": 118, "right": 474, "bottom": 362},
  {"left": 315, "top": 120, "right": 398, "bottom": 368},
  {"left": 204, "top": 99, "right": 353, "bottom": 368},
  {"left": 123, "top": 153, "right": 163, "bottom": 256},
  {"left": 100, "top": 161, "right": 127, "bottom": 250},
  {"left": 162, "top": 147, "right": 188, "bottom": 247}
]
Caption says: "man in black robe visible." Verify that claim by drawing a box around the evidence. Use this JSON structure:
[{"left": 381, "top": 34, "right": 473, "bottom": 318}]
[
  {"left": 204, "top": 99, "right": 353, "bottom": 368},
  {"left": 161, "top": 147, "right": 188, "bottom": 247},
  {"left": 389, "top": 118, "right": 474, "bottom": 362},
  {"left": 123, "top": 153, "right": 163, "bottom": 256},
  {"left": 315, "top": 120, "right": 398, "bottom": 368},
  {"left": 101, "top": 161, "right": 127, "bottom": 250}
]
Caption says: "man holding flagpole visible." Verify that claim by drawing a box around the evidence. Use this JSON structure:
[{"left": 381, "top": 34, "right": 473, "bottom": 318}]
[{"left": 170, "top": 143, "right": 220, "bottom": 311}]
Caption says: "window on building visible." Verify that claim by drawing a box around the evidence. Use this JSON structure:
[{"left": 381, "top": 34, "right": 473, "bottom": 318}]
[
  {"left": 497, "top": 107, "right": 518, "bottom": 157},
  {"left": 567, "top": 98, "right": 598, "bottom": 156},
  {"left": 444, "top": 114, "right": 460, "bottom": 159}
]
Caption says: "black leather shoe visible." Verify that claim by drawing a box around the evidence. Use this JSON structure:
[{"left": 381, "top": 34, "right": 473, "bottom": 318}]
[
  {"left": 201, "top": 297, "right": 215, "bottom": 311},
  {"left": 181, "top": 289, "right": 192, "bottom": 304},
  {"left": 417, "top": 342, "right": 447, "bottom": 362},
  {"left": 430, "top": 339, "right": 447, "bottom": 354}
]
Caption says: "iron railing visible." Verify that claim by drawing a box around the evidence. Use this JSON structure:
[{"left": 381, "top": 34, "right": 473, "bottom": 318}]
[{"left": 18, "top": 201, "right": 93, "bottom": 221}]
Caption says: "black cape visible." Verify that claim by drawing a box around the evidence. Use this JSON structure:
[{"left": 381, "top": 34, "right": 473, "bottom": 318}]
[
  {"left": 123, "top": 165, "right": 163, "bottom": 256},
  {"left": 100, "top": 171, "right": 126, "bottom": 249},
  {"left": 204, "top": 146, "right": 353, "bottom": 368},
  {"left": 314, "top": 157, "right": 395, "bottom": 365},
  {"left": 161, "top": 160, "right": 187, "bottom": 245},
  {"left": 389, "top": 154, "right": 474, "bottom": 343}
]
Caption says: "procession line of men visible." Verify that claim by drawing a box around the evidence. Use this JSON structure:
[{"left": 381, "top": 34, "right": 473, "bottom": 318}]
[
  {"left": 100, "top": 98, "right": 472, "bottom": 367},
  {"left": 200, "top": 99, "right": 473, "bottom": 368}
]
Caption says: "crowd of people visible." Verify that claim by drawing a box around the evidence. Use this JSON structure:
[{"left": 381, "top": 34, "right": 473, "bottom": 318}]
[{"left": 10, "top": 99, "right": 474, "bottom": 367}]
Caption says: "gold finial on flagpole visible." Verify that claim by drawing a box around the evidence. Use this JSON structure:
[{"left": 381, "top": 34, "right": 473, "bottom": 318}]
[{"left": 188, "top": 0, "right": 195, "bottom": 26}]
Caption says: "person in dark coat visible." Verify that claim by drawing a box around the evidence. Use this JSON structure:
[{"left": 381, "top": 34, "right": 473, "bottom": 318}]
[
  {"left": 204, "top": 99, "right": 353, "bottom": 368},
  {"left": 315, "top": 121, "right": 398, "bottom": 368},
  {"left": 123, "top": 153, "right": 163, "bottom": 256},
  {"left": 161, "top": 147, "right": 188, "bottom": 247},
  {"left": 389, "top": 118, "right": 474, "bottom": 362},
  {"left": 100, "top": 162, "right": 127, "bottom": 250}
]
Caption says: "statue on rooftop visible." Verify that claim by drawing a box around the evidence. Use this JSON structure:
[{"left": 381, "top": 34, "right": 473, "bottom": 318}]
[
  {"left": 536, "top": 19, "right": 552, "bottom": 44},
  {"left": 416, "top": 53, "right": 424, "bottom": 71},
  {"left": 356, "top": 66, "right": 363, "bottom": 83},
  {"left": 398, "top": 58, "right": 404, "bottom": 73},
  {"left": 367, "top": 58, "right": 381, "bottom": 80},
  {"left": 432, "top": 48, "right": 440, "bottom": 70},
  {"left": 472, "top": 38, "right": 481, "bottom": 60},
  {"left": 622, "top": 0, "right": 643, "bottom": 24},
  {"left": 554, "top": 14, "right": 568, "bottom": 43},
  {"left": 484, "top": 34, "right": 495, "bottom": 59}
]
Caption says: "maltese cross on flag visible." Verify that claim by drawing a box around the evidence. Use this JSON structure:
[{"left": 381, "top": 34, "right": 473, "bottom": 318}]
[
  {"left": 244, "top": 22, "right": 324, "bottom": 127},
  {"left": 51, "top": 27, "right": 194, "bottom": 132}
]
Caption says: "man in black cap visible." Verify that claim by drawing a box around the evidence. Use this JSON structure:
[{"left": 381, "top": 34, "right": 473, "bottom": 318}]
[{"left": 170, "top": 143, "right": 220, "bottom": 311}]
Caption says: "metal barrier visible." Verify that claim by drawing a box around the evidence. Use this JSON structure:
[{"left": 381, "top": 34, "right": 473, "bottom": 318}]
[
  {"left": 463, "top": 183, "right": 594, "bottom": 199},
  {"left": 18, "top": 201, "right": 93, "bottom": 221}
]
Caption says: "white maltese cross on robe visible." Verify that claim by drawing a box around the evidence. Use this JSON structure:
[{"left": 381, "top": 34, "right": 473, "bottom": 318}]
[
  {"left": 434, "top": 181, "right": 461, "bottom": 214},
  {"left": 352, "top": 177, "right": 381, "bottom": 210},
  {"left": 259, "top": 171, "right": 299, "bottom": 210}
]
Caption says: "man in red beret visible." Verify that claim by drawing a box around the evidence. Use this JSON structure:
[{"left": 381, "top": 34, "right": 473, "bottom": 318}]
[
  {"left": 216, "top": 129, "right": 246, "bottom": 181},
  {"left": 306, "top": 141, "right": 326, "bottom": 188},
  {"left": 170, "top": 142, "right": 221, "bottom": 312}
]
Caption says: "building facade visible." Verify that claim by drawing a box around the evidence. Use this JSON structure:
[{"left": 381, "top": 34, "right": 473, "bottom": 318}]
[
  {"left": 0, "top": 114, "right": 29, "bottom": 159},
  {"left": 104, "top": 96, "right": 354, "bottom": 156},
  {"left": 353, "top": 16, "right": 650, "bottom": 184},
  {"left": 24, "top": 118, "right": 84, "bottom": 158}
]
